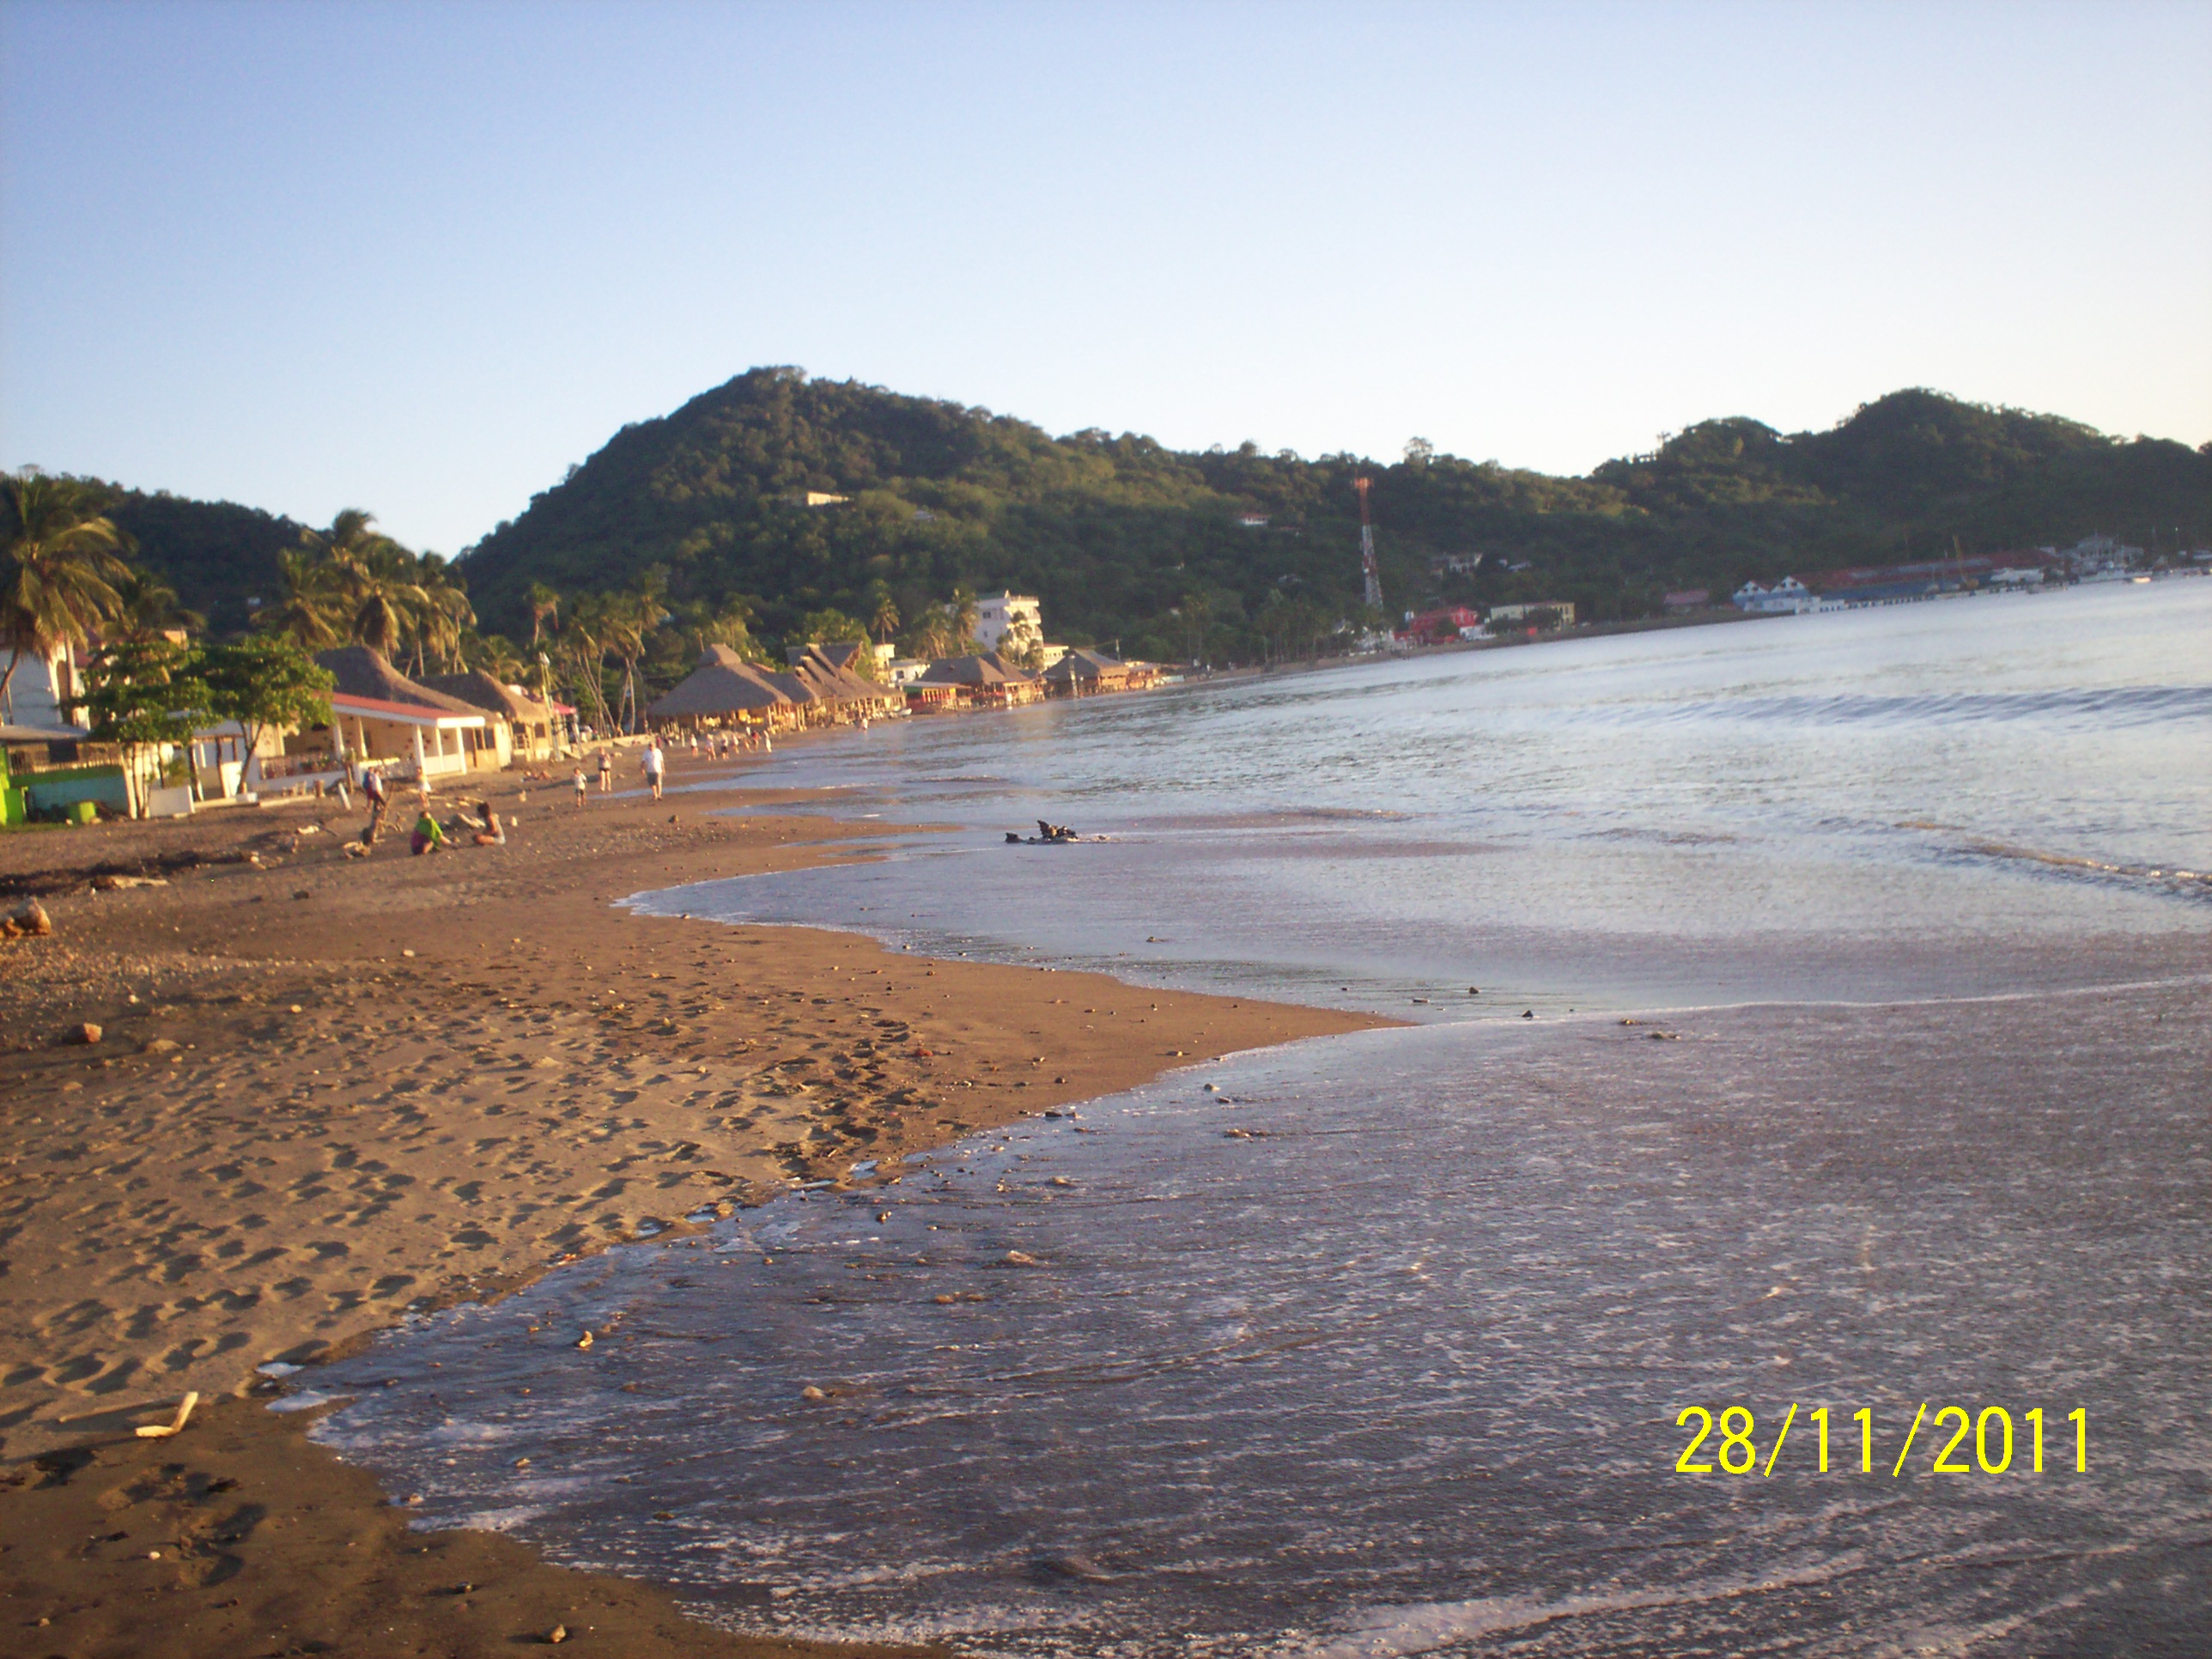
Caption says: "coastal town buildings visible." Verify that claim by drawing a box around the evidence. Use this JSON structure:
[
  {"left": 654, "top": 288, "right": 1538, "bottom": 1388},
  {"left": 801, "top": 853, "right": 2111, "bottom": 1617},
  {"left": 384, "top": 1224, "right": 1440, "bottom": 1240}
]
[
  {"left": 916, "top": 650, "right": 1044, "bottom": 707},
  {"left": 1395, "top": 606, "right": 1487, "bottom": 646},
  {"left": 421, "top": 670, "right": 567, "bottom": 761},
  {"left": 1042, "top": 647, "right": 1156, "bottom": 696},
  {"left": 311, "top": 646, "right": 499, "bottom": 781},
  {"left": 1487, "top": 601, "right": 1577, "bottom": 629}
]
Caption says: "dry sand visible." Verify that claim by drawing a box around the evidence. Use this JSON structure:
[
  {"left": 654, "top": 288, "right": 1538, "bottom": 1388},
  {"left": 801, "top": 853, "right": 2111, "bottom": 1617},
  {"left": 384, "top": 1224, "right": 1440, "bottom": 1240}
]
[{"left": 0, "top": 750, "right": 1384, "bottom": 1656}]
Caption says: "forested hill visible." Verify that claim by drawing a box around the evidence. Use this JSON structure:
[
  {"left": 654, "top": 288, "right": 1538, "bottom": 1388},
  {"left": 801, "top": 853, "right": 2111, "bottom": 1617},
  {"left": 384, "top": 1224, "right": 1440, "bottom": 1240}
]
[
  {"left": 453, "top": 369, "right": 2209, "bottom": 655},
  {"left": 58, "top": 486, "right": 307, "bottom": 639}
]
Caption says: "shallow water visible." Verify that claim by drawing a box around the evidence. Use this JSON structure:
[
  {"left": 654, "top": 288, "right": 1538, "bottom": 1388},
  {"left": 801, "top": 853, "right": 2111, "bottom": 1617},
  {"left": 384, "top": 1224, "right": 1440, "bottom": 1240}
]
[
  {"left": 313, "top": 585, "right": 2212, "bottom": 1654},
  {"left": 642, "top": 580, "right": 2212, "bottom": 1016}
]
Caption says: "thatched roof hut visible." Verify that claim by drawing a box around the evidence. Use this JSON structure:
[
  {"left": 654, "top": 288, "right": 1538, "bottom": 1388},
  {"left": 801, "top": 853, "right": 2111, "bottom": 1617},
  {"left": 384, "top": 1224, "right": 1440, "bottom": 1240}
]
[
  {"left": 314, "top": 646, "right": 487, "bottom": 716},
  {"left": 787, "top": 644, "right": 898, "bottom": 709},
  {"left": 418, "top": 669, "right": 554, "bottom": 723},
  {"left": 1042, "top": 647, "right": 1155, "bottom": 694},
  {"left": 645, "top": 646, "right": 799, "bottom": 724},
  {"left": 917, "top": 653, "right": 1029, "bottom": 687}
]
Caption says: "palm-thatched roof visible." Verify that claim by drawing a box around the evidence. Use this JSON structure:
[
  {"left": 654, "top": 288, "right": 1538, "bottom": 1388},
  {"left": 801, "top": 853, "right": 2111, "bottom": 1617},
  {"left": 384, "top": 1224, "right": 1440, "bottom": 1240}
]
[
  {"left": 417, "top": 669, "right": 556, "bottom": 723},
  {"left": 315, "top": 647, "right": 488, "bottom": 716},
  {"left": 645, "top": 645, "right": 798, "bottom": 719},
  {"left": 918, "top": 653, "right": 1036, "bottom": 687},
  {"left": 787, "top": 644, "right": 897, "bottom": 704},
  {"left": 1042, "top": 647, "right": 1131, "bottom": 684}
]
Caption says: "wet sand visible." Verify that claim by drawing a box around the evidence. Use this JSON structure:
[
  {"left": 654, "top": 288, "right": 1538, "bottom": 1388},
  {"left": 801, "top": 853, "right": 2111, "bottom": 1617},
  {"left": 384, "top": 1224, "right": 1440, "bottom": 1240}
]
[{"left": 0, "top": 751, "right": 1384, "bottom": 1656}]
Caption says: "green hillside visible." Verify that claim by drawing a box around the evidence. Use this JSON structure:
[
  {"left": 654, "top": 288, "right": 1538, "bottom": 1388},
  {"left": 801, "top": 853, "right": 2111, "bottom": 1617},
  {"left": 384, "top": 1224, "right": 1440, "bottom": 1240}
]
[
  {"left": 453, "top": 371, "right": 2210, "bottom": 658},
  {"left": 60, "top": 372, "right": 2211, "bottom": 668},
  {"left": 78, "top": 487, "right": 307, "bottom": 639}
]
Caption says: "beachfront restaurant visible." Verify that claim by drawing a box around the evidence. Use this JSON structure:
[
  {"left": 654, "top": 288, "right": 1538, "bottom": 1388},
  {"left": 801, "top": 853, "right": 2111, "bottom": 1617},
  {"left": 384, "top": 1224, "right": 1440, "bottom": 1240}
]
[
  {"left": 420, "top": 669, "right": 566, "bottom": 762},
  {"left": 301, "top": 647, "right": 496, "bottom": 782},
  {"left": 647, "top": 644, "right": 805, "bottom": 734},
  {"left": 916, "top": 652, "right": 1044, "bottom": 707},
  {"left": 1041, "top": 647, "right": 1154, "bottom": 696}
]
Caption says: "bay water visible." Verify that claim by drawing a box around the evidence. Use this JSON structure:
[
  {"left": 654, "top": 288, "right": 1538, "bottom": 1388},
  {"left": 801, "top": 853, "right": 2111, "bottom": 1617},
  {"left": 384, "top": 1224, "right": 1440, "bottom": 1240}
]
[{"left": 313, "top": 582, "right": 2212, "bottom": 1655}]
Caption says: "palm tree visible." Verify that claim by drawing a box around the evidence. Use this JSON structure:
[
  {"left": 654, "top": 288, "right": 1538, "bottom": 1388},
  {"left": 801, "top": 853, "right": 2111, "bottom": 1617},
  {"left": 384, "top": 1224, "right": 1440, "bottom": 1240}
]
[
  {"left": 867, "top": 580, "right": 900, "bottom": 644},
  {"left": 906, "top": 605, "right": 955, "bottom": 661},
  {"left": 341, "top": 542, "right": 427, "bottom": 659},
  {"left": 108, "top": 568, "right": 206, "bottom": 643},
  {"left": 408, "top": 552, "right": 473, "bottom": 674},
  {"left": 950, "top": 586, "right": 980, "bottom": 651},
  {"left": 0, "top": 471, "right": 132, "bottom": 720},
  {"left": 602, "top": 578, "right": 665, "bottom": 732},
  {"left": 256, "top": 547, "right": 346, "bottom": 649},
  {"left": 525, "top": 581, "right": 561, "bottom": 649},
  {"left": 674, "top": 595, "right": 756, "bottom": 659},
  {"left": 466, "top": 631, "right": 527, "bottom": 682},
  {"left": 559, "top": 591, "right": 617, "bottom": 734}
]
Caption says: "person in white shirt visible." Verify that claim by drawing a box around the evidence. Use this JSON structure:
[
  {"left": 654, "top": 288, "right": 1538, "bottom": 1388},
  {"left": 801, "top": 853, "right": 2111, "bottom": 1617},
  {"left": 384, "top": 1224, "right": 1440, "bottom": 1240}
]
[{"left": 643, "top": 740, "right": 666, "bottom": 800}]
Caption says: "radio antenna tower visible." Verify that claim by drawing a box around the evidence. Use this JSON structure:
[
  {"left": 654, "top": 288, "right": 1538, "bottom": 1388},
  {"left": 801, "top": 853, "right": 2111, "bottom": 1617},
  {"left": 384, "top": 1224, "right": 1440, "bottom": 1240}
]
[{"left": 1354, "top": 477, "right": 1385, "bottom": 612}]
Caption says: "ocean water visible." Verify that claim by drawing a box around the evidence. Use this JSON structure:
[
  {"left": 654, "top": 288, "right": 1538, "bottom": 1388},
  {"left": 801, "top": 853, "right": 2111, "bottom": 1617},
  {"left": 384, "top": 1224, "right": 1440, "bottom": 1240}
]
[
  {"left": 648, "top": 578, "right": 2211, "bottom": 1016},
  {"left": 313, "top": 584, "right": 2212, "bottom": 1655}
]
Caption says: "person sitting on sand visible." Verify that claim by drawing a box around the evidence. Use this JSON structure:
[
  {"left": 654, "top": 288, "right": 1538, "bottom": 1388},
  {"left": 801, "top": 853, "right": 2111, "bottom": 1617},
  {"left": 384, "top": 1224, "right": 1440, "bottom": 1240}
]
[
  {"left": 410, "top": 808, "right": 446, "bottom": 856},
  {"left": 472, "top": 801, "right": 506, "bottom": 847}
]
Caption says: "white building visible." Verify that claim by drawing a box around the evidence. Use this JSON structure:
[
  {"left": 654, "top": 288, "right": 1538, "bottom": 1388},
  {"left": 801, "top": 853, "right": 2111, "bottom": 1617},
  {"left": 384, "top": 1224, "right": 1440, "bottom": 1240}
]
[
  {"left": 974, "top": 592, "right": 1043, "bottom": 653},
  {"left": 0, "top": 640, "right": 88, "bottom": 733}
]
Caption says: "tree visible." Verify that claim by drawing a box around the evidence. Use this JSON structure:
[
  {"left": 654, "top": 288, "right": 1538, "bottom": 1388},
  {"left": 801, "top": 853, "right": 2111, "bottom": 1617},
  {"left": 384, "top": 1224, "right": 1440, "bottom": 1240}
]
[
  {"left": 255, "top": 547, "right": 346, "bottom": 649},
  {"left": 196, "top": 637, "right": 335, "bottom": 798},
  {"left": 341, "top": 541, "right": 428, "bottom": 659},
  {"left": 866, "top": 580, "right": 900, "bottom": 644},
  {"left": 795, "top": 606, "right": 867, "bottom": 645},
  {"left": 949, "top": 586, "right": 980, "bottom": 650},
  {"left": 899, "top": 605, "right": 955, "bottom": 662},
  {"left": 1, "top": 471, "right": 132, "bottom": 720},
  {"left": 63, "top": 638, "right": 208, "bottom": 817},
  {"left": 696, "top": 596, "right": 757, "bottom": 659},
  {"left": 108, "top": 568, "right": 205, "bottom": 642},
  {"left": 602, "top": 576, "right": 666, "bottom": 732},
  {"left": 525, "top": 581, "right": 561, "bottom": 648},
  {"left": 407, "top": 552, "right": 474, "bottom": 674},
  {"left": 1176, "top": 590, "right": 1214, "bottom": 662},
  {"left": 465, "top": 632, "right": 527, "bottom": 682},
  {"left": 558, "top": 592, "right": 617, "bottom": 734}
]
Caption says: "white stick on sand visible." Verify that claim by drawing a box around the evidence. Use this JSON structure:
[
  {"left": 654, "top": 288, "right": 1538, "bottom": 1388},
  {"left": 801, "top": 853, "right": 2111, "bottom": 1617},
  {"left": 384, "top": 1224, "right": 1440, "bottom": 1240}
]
[{"left": 135, "top": 1391, "right": 198, "bottom": 1438}]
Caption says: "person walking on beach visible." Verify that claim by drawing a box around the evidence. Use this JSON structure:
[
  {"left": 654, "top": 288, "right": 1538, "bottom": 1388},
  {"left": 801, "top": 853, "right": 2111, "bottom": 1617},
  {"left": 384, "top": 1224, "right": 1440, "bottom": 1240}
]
[
  {"left": 360, "top": 764, "right": 389, "bottom": 845},
  {"left": 596, "top": 748, "right": 613, "bottom": 793},
  {"left": 643, "top": 738, "right": 666, "bottom": 801},
  {"left": 572, "top": 764, "right": 589, "bottom": 808}
]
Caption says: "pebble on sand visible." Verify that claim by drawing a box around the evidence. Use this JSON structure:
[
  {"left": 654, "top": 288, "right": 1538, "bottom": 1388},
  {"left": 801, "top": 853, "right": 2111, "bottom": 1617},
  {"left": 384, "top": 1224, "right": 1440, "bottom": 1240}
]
[{"left": 70, "top": 1023, "right": 102, "bottom": 1045}]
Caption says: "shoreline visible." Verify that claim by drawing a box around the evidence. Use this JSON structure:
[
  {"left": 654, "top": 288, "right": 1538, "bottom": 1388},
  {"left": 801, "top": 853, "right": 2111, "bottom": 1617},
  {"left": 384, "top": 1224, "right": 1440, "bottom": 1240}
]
[{"left": 0, "top": 749, "right": 1388, "bottom": 1656}]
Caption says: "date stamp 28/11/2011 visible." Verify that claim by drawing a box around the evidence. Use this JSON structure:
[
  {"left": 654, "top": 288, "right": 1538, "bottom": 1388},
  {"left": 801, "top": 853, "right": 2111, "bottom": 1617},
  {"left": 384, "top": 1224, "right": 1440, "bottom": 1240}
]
[{"left": 1674, "top": 1404, "right": 2088, "bottom": 1477}]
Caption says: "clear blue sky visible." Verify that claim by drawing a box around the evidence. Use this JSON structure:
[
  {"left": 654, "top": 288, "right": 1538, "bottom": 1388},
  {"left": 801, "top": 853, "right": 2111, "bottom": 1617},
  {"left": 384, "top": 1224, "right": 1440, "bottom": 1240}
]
[{"left": 4, "top": 0, "right": 2208, "bottom": 555}]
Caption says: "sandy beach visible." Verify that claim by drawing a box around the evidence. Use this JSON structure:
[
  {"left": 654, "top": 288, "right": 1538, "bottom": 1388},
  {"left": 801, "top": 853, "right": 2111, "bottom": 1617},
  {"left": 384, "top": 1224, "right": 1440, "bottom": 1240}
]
[{"left": 0, "top": 750, "right": 1384, "bottom": 1656}]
